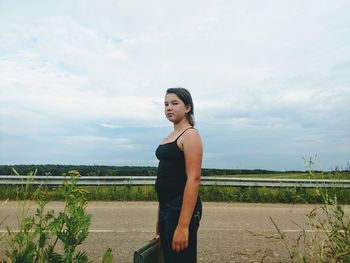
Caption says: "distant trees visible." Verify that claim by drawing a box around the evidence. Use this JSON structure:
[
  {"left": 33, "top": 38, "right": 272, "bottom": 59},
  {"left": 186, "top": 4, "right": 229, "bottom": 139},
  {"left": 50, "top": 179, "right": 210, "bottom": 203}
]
[
  {"left": 0, "top": 164, "right": 305, "bottom": 176},
  {"left": 0, "top": 165, "right": 158, "bottom": 176}
]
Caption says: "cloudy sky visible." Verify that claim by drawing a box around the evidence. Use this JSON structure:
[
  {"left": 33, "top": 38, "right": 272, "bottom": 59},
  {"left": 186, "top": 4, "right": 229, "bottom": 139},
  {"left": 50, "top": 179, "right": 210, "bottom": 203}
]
[{"left": 0, "top": 0, "right": 349, "bottom": 171}]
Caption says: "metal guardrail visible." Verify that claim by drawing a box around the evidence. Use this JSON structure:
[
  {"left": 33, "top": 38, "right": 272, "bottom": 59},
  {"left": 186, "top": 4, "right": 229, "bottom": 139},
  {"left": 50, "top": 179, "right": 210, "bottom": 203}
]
[{"left": 1, "top": 175, "right": 350, "bottom": 188}]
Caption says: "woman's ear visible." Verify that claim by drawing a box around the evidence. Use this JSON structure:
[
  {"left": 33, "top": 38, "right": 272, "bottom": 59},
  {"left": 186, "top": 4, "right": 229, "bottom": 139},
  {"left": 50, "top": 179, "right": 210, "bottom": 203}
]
[{"left": 186, "top": 104, "right": 192, "bottom": 113}]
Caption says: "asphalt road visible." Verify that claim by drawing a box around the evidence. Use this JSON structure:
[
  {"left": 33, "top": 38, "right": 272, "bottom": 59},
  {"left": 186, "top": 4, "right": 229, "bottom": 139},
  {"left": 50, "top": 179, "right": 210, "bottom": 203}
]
[{"left": 1, "top": 201, "right": 346, "bottom": 262}]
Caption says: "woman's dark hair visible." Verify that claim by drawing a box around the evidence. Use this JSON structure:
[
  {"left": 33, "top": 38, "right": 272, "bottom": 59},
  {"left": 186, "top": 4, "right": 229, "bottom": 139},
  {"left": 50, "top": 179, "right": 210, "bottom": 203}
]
[{"left": 166, "top": 87, "right": 195, "bottom": 126}]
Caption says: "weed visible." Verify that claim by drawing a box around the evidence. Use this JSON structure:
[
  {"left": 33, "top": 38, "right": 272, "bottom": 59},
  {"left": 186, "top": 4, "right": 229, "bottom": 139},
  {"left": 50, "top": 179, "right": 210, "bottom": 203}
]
[
  {"left": 0, "top": 169, "right": 113, "bottom": 263},
  {"left": 267, "top": 158, "right": 350, "bottom": 262}
]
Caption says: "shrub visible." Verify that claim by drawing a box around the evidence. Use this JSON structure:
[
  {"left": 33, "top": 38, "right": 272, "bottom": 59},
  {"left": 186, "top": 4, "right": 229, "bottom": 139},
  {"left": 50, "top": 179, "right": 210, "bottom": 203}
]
[
  {"left": 0, "top": 169, "right": 113, "bottom": 263},
  {"left": 268, "top": 162, "right": 350, "bottom": 262}
]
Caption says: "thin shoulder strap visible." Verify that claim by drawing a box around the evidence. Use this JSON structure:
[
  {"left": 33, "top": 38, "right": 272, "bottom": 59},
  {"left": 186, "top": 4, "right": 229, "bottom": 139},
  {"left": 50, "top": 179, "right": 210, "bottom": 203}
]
[{"left": 175, "top": 127, "right": 195, "bottom": 141}]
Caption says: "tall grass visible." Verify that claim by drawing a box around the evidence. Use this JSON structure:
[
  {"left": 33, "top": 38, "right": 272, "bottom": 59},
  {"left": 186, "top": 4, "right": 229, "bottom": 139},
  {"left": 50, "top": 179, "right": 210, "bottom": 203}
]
[
  {"left": 200, "top": 186, "right": 350, "bottom": 204},
  {"left": 263, "top": 160, "right": 350, "bottom": 262},
  {"left": 1, "top": 184, "right": 349, "bottom": 203}
]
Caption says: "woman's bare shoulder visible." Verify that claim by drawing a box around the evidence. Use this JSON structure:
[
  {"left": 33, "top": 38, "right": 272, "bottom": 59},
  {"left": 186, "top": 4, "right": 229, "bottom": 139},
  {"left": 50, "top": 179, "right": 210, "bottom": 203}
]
[
  {"left": 187, "top": 128, "right": 201, "bottom": 138},
  {"left": 180, "top": 128, "right": 202, "bottom": 145}
]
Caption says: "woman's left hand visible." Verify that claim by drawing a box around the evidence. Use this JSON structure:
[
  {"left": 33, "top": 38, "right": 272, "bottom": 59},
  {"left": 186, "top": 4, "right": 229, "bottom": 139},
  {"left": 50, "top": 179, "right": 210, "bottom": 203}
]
[{"left": 172, "top": 225, "right": 189, "bottom": 252}]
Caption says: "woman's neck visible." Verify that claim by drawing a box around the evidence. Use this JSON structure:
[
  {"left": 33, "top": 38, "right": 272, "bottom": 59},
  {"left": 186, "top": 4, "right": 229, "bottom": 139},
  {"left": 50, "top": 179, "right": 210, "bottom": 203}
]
[{"left": 173, "top": 119, "right": 192, "bottom": 132}]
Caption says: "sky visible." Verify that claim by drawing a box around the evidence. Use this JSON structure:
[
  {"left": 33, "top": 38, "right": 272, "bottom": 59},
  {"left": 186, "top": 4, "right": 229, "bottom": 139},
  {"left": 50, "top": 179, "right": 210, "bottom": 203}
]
[{"left": 0, "top": 0, "right": 349, "bottom": 171}]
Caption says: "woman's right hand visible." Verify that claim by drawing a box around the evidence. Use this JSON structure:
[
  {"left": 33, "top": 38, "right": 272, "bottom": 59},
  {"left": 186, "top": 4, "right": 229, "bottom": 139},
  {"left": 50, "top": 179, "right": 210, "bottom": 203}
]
[
  {"left": 150, "top": 234, "right": 160, "bottom": 242},
  {"left": 149, "top": 221, "right": 160, "bottom": 245}
]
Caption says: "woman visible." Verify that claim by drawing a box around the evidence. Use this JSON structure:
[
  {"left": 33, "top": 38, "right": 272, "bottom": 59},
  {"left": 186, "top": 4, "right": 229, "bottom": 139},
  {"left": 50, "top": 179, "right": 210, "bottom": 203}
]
[{"left": 154, "top": 87, "right": 203, "bottom": 263}]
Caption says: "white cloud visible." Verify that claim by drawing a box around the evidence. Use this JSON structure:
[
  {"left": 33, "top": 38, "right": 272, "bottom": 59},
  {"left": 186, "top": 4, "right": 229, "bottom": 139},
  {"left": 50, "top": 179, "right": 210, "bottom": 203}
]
[{"left": 0, "top": 0, "right": 349, "bottom": 169}]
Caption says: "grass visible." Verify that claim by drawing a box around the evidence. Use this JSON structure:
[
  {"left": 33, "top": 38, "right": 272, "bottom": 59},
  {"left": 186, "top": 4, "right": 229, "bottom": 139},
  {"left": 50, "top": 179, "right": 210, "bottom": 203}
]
[
  {"left": 264, "top": 169, "right": 350, "bottom": 262},
  {"left": 201, "top": 186, "right": 350, "bottom": 204},
  {"left": 210, "top": 172, "right": 350, "bottom": 179},
  {"left": 1, "top": 184, "right": 349, "bottom": 204},
  {"left": 1, "top": 168, "right": 349, "bottom": 203}
]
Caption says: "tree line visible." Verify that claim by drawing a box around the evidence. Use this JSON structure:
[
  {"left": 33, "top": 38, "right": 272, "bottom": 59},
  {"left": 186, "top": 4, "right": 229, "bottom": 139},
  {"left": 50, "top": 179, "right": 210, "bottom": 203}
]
[{"left": 0, "top": 164, "right": 305, "bottom": 176}]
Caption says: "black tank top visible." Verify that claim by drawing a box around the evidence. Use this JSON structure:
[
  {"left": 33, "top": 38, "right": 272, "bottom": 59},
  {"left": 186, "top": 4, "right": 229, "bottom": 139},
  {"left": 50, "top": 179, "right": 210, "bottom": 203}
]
[{"left": 155, "top": 127, "right": 194, "bottom": 204}]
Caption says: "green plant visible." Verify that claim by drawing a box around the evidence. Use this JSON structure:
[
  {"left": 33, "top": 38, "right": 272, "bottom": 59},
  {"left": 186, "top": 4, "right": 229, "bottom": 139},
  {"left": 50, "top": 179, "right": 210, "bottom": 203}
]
[
  {"left": 1, "top": 169, "right": 113, "bottom": 263},
  {"left": 320, "top": 191, "right": 350, "bottom": 261},
  {"left": 268, "top": 158, "right": 350, "bottom": 262}
]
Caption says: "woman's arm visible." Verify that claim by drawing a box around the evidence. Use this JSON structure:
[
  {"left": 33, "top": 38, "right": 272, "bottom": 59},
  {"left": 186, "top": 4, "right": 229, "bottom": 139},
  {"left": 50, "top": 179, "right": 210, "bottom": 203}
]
[
  {"left": 156, "top": 204, "right": 160, "bottom": 235},
  {"left": 151, "top": 204, "right": 160, "bottom": 243},
  {"left": 172, "top": 129, "right": 202, "bottom": 252}
]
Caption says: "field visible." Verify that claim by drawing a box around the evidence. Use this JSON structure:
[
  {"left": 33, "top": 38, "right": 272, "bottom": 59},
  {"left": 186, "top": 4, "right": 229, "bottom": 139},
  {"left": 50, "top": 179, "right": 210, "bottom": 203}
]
[
  {"left": 0, "top": 178, "right": 349, "bottom": 204},
  {"left": 0, "top": 168, "right": 349, "bottom": 203}
]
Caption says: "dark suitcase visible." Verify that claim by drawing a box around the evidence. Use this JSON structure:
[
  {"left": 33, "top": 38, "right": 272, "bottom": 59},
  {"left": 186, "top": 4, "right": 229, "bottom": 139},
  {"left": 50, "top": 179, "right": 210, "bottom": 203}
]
[{"left": 133, "top": 239, "right": 164, "bottom": 263}]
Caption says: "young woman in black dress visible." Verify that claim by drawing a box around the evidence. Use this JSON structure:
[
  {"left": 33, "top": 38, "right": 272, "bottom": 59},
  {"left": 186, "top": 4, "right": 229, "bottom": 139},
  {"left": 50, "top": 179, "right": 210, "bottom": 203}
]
[{"left": 153, "top": 87, "right": 203, "bottom": 262}]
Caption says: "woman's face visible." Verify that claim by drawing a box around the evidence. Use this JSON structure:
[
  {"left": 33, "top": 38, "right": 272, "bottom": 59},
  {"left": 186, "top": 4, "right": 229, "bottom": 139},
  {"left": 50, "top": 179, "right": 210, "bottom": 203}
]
[{"left": 164, "top": 93, "right": 190, "bottom": 123}]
